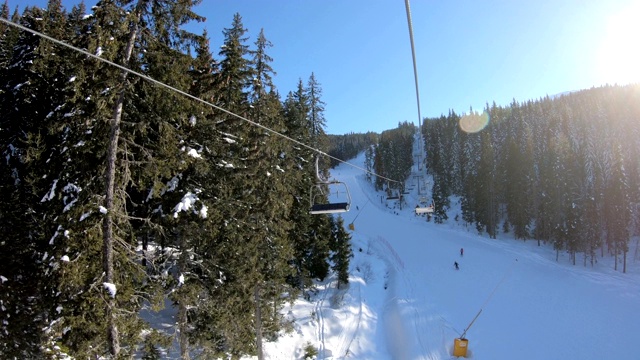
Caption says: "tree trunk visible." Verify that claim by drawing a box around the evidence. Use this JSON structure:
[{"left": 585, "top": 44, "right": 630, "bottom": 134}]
[
  {"left": 254, "top": 283, "right": 264, "bottom": 360},
  {"left": 102, "top": 13, "right": 140, "bottom": 357},
  {"left": 178, "top": 230, "right": 190, "bottom": 360},
  {"left": 178, "top": 301, "right": 190, "bottom": 360}
]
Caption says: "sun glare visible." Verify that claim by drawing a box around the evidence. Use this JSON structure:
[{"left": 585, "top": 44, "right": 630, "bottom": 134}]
[
  {"left": 597, "top": 2, "right": 640, "bottom": 85},
  {"left": 459, "top": 111, "right": 490, "bottom": 133}
]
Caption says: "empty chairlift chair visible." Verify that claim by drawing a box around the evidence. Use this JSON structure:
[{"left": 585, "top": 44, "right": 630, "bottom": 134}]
[
  {"left": 415, "top": 203, "right": 435, "bottom": 215},
  {"left": 309, "top": 157, "right": 352, "bottom": 215},
  {"left": 309, "top": 181, "right": 351, "bottom": 214}
]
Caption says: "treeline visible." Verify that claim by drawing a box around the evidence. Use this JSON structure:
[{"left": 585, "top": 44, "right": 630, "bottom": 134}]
[
  {"left": 327, "top": 132, "right": 378, "bottom": 167},
  {"left": 0, "top": 1, "right": 352, "bottom": 359},
  {"left": 368, "top": 121, "right": 415, "bottom": 195},
  {"left": 423, "top": 84, "right": 640, "bottom": 272}
]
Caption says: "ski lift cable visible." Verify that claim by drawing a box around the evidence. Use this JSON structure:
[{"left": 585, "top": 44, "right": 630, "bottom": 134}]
[
  {"left": 350, "top": 197, "right": 370, "bottom": 225},
  {"left": 404, "top": 0, "right": 422, "bottom": 129},
  {"left": 460, "top": 259, "right": 518, "bottom": 339},
  {"left": 404, "top": 0, "right": 426, "bottom": 169},
  {"left": 0, "top": 18, "right": 402, "bottom": 185}
]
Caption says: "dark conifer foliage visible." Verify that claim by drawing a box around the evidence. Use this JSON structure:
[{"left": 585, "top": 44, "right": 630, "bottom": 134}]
[
  {"left": 372, "top": 121, "right": 415, "bottom": 193},
  {"left": 330, "top": 216, "right": 353, "bottom": 287},
  {"left": 327, "top": 132, "right": 378, "bottom": 167},
  {"left": 423, "top": 84, "right": 640, "bottom": 271},
  {"left": 0, "top": 2, "right": 340, "bottom": 358}
]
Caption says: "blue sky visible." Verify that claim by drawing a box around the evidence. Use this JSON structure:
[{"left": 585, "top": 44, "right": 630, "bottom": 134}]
[{"left": 22, "top": 0, "right": 640, "bottom": 134}]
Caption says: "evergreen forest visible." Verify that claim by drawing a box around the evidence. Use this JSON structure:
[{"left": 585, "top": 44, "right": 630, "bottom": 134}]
[
  {"left": 423, "top": 84, "right": 640, "bottom": 272},
  {"left": 0, "top": 1, "right": 354, "bottom": 358},
  {"left": 2, "top": 1, "right": 640, "bottom": 359}
]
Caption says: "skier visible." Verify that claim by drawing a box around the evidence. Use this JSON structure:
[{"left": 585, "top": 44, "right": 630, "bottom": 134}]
[
  {"left": 454, "top": 261, "right": 459, "bottom": 270},
  {"left": 460, "top": 248, "right": 464, "bottom": 257}
]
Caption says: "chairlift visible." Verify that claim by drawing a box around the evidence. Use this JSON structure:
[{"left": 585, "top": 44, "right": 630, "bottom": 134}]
[
  {"left": 415, "top": 204, "right": 435, "bottom": 214},
  {"left": 386, "top": 183, "right": 400, "bottom": 200},
  {"left": 309, "top": 157, "right": 351, "bottom": 215}
]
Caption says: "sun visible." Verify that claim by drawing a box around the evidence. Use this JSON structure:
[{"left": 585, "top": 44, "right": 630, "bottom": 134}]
[{"left": 596, "top": 2, "right": 640, "bottom": 85}]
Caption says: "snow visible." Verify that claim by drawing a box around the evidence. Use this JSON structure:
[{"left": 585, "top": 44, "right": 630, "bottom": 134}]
[
  {"left": 141, "top": 138, "right": 639, "bottom": 359},
  {"left": 102, "top": 282, "right": 117, "bottom": 298},
  {"left": 251, "top": 146, "right": 640, "bottom": 359},
  {"left": 173, "top": 192, "right": 197, "bottom": 218},
  {"left": 41, "top": 179, "right": 59, "bottom": 202},
  {"left": 218, "top": 160, "right": 235, "bottom": 168},
  {"left": 99, "top": 206, "right": 108, "bottom": 214},
  {"left": 173, "top": 192, "right": 207, "bottom": 219},
  {"left": 186, "top": 147, "right": 201, "bottom": 158},
  {"left": 163, "top": 175, "right": 181, "bottom": 194},
  {"left": 14, "top": 81, "right": 29, "bottom": 91},
  {"left": 199, "top": 205, "right": 208, "bottom": 219},
  {"left": 61, "top": 255, "right": 70, "bottom": 262},
  {"left": 49, "top": 225, "right": 63, "bottom": 245}
]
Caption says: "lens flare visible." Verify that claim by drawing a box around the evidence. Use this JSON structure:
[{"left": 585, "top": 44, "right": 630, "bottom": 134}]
[{"left": 459, "top": 111, "right": 490, "bottom": 133}]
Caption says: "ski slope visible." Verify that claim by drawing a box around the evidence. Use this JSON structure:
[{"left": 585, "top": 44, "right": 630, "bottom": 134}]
[{"left": 261, "top": 145, "right": 640, "bottom": 359}]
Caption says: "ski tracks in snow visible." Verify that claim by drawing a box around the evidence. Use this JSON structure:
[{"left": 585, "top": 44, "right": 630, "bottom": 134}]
[
  {"left": 333, "top": 281, "right": 363, "bottom": 359},
  {"left": 374, "top": 235, "right": 453, "bottom": 360},
  {"left": 372, "top": 236, "right": 434, "bottom": 359},
  {"left": 314, "top": 282, "right": 328, "bottom": 358},
  {"left": 313, "top": 278, "right": 364, "bottom": 359}
]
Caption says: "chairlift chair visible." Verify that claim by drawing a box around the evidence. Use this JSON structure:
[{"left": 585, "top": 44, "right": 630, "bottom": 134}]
[
  {"left": 309, "top": 157, "right": 351, "bottom": 215},
  {"left": 415, "top": 204, "right": 435, "bottom": 214}
]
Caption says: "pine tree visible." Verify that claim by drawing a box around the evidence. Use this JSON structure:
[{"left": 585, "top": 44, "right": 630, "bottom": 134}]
[
  {"left": 431, "top": 174, "right": 450, "bottom": 224},
  {"left": 0, "top": 4, "right": 91, "bottom": 356},
  {"left": 330, "top": 216, "right": 353, "bottom": 287},
  {"left": 604, "top": 144, "right": 631, "bottom": 272},
  {"left": 306, "top": 72, "right": 327, "bottom": 145}
]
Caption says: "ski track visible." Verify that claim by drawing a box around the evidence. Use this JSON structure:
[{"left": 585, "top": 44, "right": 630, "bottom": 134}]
[
  {"left": 334, "top": 280, "right": 363, "bottom": 359},
  {"left": 315, "top": 282, "right": 328, "bottom": 359},
  {"left": 352, "top": 136, "right": 453, "bottom": 360}
]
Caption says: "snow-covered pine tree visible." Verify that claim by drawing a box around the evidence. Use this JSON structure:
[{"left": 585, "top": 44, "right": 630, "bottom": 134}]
[
  {"left": 0, "top": 3, "right": 96, "bottom": 357},
  {"left": 330, "top": 216, "right": 353, "bottom": 288}
]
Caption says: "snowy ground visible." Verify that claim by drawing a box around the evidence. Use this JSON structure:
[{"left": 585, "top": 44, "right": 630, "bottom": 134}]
[{"left": 256, "top": 144, "right": 640, "bottom": 359}]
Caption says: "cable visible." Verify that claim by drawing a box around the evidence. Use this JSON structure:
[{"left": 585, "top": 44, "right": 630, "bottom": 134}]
[
  {"left": 404, "top": 0, "right": 423, "bottom": 129},
  {"left": 459, "top": 259, "right": 518, "bottom": 339},
  {"left": 0, "top": 17, "right": 402, "bottom": 185},
  {"left": 349, "top": 197, "right": 370, "bottom": 226},
  {"left": 404, "top": 0, "right": 425, "bottom": 170}
]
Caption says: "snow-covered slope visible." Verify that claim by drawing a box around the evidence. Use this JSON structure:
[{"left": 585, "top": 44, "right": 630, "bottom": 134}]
[{"left": 260, "top": 141, "right": 640, "bottom": 359}]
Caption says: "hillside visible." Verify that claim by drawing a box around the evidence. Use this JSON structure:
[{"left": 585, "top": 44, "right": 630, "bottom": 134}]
[{"left": 257, "top": 138, "right": 640, "bottom": 359}]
